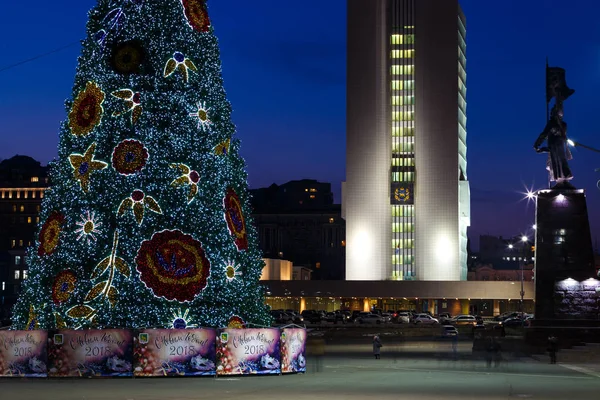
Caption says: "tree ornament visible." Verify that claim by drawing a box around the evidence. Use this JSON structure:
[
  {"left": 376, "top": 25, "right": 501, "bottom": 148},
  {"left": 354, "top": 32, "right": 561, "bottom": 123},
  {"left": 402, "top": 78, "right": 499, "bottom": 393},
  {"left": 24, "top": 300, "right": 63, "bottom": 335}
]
[
  {"left": 170, "top": 163, "right": 201, "bottom": 203},
  {"left": 181, "top": 0, "right": 211, "bottom": 33},
  {"left": 112, "top": 139, "right": 149, "bottom": 175},
  {"left": 68, "top": 142, "right": 108, "bottom": 193},
  {"left": 224, "top": 188, "right": 248, "bottom": 251},
  {"left": 52, "top": 270, "right": 78, "bottom": 304},
  {"left": 135, "top": 230, "right": 211, "bottom": 302},
  {"left": 169, "top": 308, "right": 198, "bottom": 329},
  {"left": 75, "top": 210, "right": 102, "bottom": 244},
  {"left": 111, "top": 41, "right": 145, "bottom": 74},
  {"left": 38, "top": 211, "right": 65, "bottom": 256},
  {"left": 26, "top": 305, "right": 40, "bottom": 330},
  {"left": 214, "top": 139, "right": 230, "bottom": 156},
  {"left": 68, "top": 81, "right": 105, "bottom": 137},
  {"left": 117, "top": 190, "right": 162, "bottom": 225},
  {"left": 189, "top": 101, "right": 211, "bottom": 129},
  {"left": 227, "top": 315, "right": 245, "bottom": 329},
  {"left": 224, "top": 260, "right": 242, "bottom": 282},
  {"left": 112, "top": 89, "right": 142, "bottom": 124},
  {"left": 94, "top": 8, "right": 126, "bottom": 51},
  {"left": 164, "top": 52, "right": 197, "bottom": 83}
]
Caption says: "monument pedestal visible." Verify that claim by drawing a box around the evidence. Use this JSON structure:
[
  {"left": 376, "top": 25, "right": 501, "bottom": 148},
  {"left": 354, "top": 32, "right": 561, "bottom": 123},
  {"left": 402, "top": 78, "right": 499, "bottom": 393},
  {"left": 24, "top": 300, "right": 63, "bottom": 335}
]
[{"left": 534, "top": 183, "right": 596, "bottom": 320}]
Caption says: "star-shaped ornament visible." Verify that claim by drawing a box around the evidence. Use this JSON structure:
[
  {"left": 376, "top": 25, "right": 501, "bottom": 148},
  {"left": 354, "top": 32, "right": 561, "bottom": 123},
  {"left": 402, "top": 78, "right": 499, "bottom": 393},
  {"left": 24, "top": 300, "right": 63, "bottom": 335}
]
[{"left": 69, "top": 143, "right": 108, "bottom": 193}]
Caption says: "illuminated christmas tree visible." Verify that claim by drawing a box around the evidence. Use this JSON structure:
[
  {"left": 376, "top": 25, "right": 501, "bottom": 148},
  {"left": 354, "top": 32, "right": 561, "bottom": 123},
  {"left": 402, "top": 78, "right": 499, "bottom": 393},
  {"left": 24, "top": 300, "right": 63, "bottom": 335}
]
[{"left": 12, "top": 0, "right": 270, "bottom": 330}]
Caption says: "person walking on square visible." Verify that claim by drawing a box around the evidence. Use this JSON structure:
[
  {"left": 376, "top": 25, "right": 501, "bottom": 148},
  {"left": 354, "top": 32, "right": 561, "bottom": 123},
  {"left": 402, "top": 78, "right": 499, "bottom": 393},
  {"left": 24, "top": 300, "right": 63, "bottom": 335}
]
[
  {"left": 373, "top": 335, "right": 382, "bottom": 359},
  {"left": 547, "top": 335, "right": 559, "bottom": 364}
]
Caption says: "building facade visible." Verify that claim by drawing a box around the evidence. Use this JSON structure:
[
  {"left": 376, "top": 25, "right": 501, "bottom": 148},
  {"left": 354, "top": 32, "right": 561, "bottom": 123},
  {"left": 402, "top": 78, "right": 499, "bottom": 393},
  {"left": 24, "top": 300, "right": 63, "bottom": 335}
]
[
  {"left": 0, "top": 156, "right": 49, "bottom": 311},
  {"left": 251, "top": 180, "right": 346, "bottom": 280},
  {"left": 344, "top": 0, "right": 469, "bottom": 281}
]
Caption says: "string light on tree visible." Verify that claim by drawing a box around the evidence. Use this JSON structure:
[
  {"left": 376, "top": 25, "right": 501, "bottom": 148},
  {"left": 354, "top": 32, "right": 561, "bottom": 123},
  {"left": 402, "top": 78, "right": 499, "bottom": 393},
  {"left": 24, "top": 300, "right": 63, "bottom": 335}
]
[{"left": 12, "top": 0, "right": 271, "bottom": 330}]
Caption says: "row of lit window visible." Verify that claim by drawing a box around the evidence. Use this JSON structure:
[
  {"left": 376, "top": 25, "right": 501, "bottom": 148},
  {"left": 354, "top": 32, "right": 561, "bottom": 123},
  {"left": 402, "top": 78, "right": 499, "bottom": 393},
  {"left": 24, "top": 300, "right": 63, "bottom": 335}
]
[
  {"left": 392, "top": 172, "right": 415, "bottom": 182},
  {"left": 392, "top": 111, "right": 414, "bottom": 121},
  {"left": 14, "top": 270, "right": 28, "bottom": 280},
  {"left": 0, "top": 190, "right": 45, "bottom": 199},
  {"left": 391, "top": 49, "right": 414, "bottom": 59},
  {"left": 391, "top": 95, "right": 415, "bottom": 106},
  {"left": 11, "top": 204, "right": 41, "bottom": 213},
  {"left": 392, "top": 205, "right": 414, "bottom": 217},
  {"left": 391, "top": 65, "right": 414, "bottom": 75},
  {"left": 502, "top": 257, "right": 535, "bottom": 262},
  {"left": 391, "top": 34, "right": 415, "bottom": 45},
  {"left": 304, "top": 188, "right": 317, "bottom": 192},
  {"left": 392, "top": 255, "right": 415, "bottom": 264},
  {"left": 11, "top": 239, "right": 30, "bottom": 248},
  {"left": 11, "top": 216, "right": 39, "bottom": 224},
  {"left": 392, "top": 223, "right": 415, "bottom": 234},
  {"left": 391, "top": 80, "right": 414, "bottom": 90},
  {"left": 392, "top": 142, "right": 414, "bottom": 153},
  {"left": 392, "top": 157, "right": 415, "bottom": 167},
  {"left": 392, "top": 127, "right": 415, "bottom": 137},
  {"left": 393, "top": 239, "right": 414, "bottom": 249}
]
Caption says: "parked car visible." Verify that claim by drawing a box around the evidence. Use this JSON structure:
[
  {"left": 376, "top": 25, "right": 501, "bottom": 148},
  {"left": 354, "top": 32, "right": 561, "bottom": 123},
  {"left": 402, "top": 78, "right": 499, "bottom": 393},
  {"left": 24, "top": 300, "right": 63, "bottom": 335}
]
[
  {"left": 301, "top": 310, "right": 323, "bottom": 324},
  {"left": 355, "top": 312, "right": 385, "bottom": 324},
  {"left": 437, "top": 313, "right": 453, "bottom": 324},
  {"left": 449, "top": 315, "right": 477, "bottom": 326},
  {"left": 413, "top": 314, "right": 439, "bottom": 325},
  {"left": 441, "top": 325, "right": 459, "bottom": 337},
  {"left": 493, "top": 312, "right": 524, "bottom": 322},
  {"left": 395, "top": 312, "right": 411, "bottom": 324},
  {"left": 380, "top": 313, "right": 393, "bottom": 323}
]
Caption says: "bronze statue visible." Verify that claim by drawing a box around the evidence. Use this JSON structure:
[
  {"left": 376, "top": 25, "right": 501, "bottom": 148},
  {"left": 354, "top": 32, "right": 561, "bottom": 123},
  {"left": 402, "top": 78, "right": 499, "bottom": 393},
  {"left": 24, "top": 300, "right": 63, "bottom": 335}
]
[
  {"left": 534, "top": 102, "right": 573, "bottom": 183},
  {"left": 535, "top": 65, "right": 575, "bottom": 184}
]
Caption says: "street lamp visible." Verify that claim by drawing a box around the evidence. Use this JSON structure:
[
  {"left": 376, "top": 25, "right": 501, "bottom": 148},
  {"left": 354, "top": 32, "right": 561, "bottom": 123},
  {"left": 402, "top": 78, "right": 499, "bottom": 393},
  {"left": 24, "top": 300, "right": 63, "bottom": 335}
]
[{"left": 519, "top": 236, "right": 528, "bottom": 316}]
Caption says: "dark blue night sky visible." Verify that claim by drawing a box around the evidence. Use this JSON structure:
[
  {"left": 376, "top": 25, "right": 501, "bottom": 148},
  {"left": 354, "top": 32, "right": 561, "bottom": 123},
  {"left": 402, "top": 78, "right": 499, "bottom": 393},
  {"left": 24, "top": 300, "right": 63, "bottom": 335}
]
[{"left": 0, "top": 0, "right": 599, "bottom": 249}]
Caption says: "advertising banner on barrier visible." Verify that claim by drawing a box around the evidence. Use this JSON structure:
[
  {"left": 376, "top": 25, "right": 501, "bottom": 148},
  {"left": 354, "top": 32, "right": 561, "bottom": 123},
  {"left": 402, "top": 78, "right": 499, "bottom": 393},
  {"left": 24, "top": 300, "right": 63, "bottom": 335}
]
[
  {"left": 216, "top": 328, "right": 281, "bottom": 375},
  {"left": 280, "top": 328, "right": 306, "bottom": 373},
  {"left": 133, "top": 328, "right": 216, "bottom": 376},
  {"left": 0, "top": 330, "right": 48, "bottom": 377},
  {"left": 48, "top": 329, "right": 133, "bottom": 377}
]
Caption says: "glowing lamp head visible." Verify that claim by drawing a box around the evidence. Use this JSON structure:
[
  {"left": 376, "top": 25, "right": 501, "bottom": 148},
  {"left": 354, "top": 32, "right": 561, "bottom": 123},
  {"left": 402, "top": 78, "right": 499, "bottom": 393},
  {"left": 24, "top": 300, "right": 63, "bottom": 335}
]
[
  {"left": 567, "top": 139, "right": 575, "bottom": 147},
  {"left": 508, "top": 244, "right": 514, "bottom": 249},
  {"left": 521, "top": 236, "right": 528, "bottom": 243}
]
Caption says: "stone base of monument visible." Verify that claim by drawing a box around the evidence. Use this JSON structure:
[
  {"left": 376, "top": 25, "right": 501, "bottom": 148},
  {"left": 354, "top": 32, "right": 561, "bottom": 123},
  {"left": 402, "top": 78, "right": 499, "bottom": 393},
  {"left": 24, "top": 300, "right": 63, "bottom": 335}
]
[{"left": 534, "top": 182, "right": 596, "bottom": 321}]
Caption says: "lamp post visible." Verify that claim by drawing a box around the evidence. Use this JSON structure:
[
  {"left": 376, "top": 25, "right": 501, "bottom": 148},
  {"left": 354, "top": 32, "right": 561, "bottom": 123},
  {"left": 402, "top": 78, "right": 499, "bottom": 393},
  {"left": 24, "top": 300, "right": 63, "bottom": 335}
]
[{"left": 520, "top": 235, "right": 528, "bottom": 315}]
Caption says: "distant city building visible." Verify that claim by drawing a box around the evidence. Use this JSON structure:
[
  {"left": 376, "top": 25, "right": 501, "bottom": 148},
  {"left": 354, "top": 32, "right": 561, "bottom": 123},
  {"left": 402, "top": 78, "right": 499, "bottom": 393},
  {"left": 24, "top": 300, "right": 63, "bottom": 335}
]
[
  {"left": 0, "top": 155, "right": 49, "bottom": 310},
  {"left": 468, "top": 234, "right": 535, "bottom": 281},
  {"left": 344, "top": 0, "right": 469, "bottom": 281},
  {"left": 250, "top": 180, "right": 345, "bottom": 280}
]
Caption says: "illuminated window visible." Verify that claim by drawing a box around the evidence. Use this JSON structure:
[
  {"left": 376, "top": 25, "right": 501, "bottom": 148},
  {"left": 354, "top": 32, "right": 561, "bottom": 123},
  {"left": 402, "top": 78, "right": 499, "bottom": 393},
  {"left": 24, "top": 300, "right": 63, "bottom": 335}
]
[
  {"left": 32, "top": 191, "right": 36, "bottom": 198},
  {"left": 11, "top": 239, "right": 15, "bottom": 248},
  {"left": 14, "top": 270, "right": 20, "bottom": 280},
  {"left": 392, "top": 127, "right": 414, "bottom": 137},
  {"left": 304, "top": 188, "right": 308, "bottom": 192},
  {"left": 40, "top": 191, "right": 44, "bottom": 199},
  {"left": 391, "top": 96, "right": 415, "bottom": 106},
  {"left": 391, "top": 172, "right": 415, "bottom": 182},
  {"left": 391, "top": 49, "right": 414, "bottom": 59},
  {"left": 309, "top": 188, "right": 317, "bottom": 192},
  {"left": 31, "top": 177, "right": 39, "bottom": 182},
  {"left": 392, "top": 223, "right": 414, "bottom": 233},
  {"left": 27, "top": 217, "right": 32, "bottom": 224},
  {"left": 1, "top": 282, "right": 4, "bottom": 291},
  {"left": 392, "top": 205, "right": 414, "bottom": 217},
  {"left": 12, "top": 205, "right": 16, "bottom": 212},
  {"left": 20, "top": 205, "right": 24, "bottom": 212},
  {"left": 23, "top": 270, "right": 28, "bottom": 280},
  {"left": 36, "top": 205, "right": 40, "bottom": 212},
  {"left": 392, "top": 111, "right": 414, "bottom": 121},
  {"left": 329, "top": 218, "right": 334, "bottom": 224},
  {"left": 36, "top": 217, "right": 40, "bottom": 224},
  {"left": 16, "top": 191, "right": 20, "bottom": 199},
  {"left": 8, "top": 191, "right": 12, "bottom": 199},
  {"left": 19, "top": 240, "right": 23, "bottom": 247},
  {"left": 15, "top": 256, "right": 21, "bottom": 265},
  {"left": 391, "top": 65, "right": 414, "bottom": 75},
  {"left": 390, "top": 34, "right": 415, "bottom": 45},
  {"left": 309, "top": 195, "right": 315, "bottom": 199},
  {"left": 341, "top": 240, "right": 346, "bottom": 247},
  {"left": 392, "top": 157, "right": 415, "bottom": 166}
]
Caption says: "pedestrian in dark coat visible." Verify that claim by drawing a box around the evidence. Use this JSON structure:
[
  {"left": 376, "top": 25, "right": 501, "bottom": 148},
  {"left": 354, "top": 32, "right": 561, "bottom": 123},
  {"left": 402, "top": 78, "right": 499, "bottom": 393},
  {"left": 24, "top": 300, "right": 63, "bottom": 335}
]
[
  {"left": 373, "top": 335, "right": 382, "bottom": 359},
  {"left": 547, "top": 335, "right": 559, "bottom": 364}
]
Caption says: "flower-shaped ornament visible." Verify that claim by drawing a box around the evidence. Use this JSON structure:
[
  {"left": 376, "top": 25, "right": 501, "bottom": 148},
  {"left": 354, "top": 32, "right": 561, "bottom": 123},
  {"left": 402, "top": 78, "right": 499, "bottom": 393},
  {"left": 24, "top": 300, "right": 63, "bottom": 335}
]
[
  {"left": 117, "top": 190, "right": 162, "bottom": 226},
  {"left": 164, "top": 52, "right": 197, "bottom": 83},
  {"left": 170, "top": 163, "right": 201, "bottom": 203}
]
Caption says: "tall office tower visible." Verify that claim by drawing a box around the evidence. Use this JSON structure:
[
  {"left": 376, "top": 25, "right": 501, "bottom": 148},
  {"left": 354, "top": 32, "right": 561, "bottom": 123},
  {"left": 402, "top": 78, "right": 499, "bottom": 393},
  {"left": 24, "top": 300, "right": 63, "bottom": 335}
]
[{"left": 343, "top": 0, "right": 469, "bottom": 281}]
